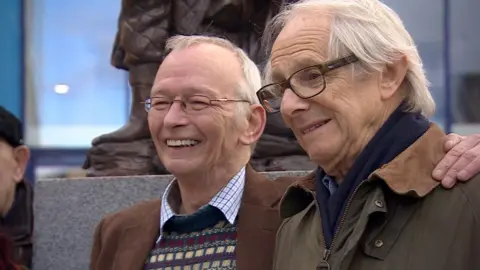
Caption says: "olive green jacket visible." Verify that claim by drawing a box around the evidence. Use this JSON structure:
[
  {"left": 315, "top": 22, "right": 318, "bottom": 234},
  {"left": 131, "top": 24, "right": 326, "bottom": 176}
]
[{"left": 274, "top": 124, "right": 480, "bottom": 270}]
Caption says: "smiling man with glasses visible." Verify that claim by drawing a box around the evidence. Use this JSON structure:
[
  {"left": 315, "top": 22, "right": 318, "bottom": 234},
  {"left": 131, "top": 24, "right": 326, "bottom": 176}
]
[{"left": 89, "top": 35, "right": 293, "bottom": 270}]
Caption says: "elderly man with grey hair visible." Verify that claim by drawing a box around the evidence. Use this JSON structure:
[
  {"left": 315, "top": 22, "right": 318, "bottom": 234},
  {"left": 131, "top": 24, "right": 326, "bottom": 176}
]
[
  {"left": 255, "top": 0, "right": 480, "bottom": 269},
  {"left": 89, "top": 35, "right": 293, "bottom": 270}
]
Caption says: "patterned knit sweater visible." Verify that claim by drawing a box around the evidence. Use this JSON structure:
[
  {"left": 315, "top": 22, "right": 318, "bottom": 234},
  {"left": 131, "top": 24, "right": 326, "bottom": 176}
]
[{"left": 144, "top": 205, "right": 238, "bottom": 270}]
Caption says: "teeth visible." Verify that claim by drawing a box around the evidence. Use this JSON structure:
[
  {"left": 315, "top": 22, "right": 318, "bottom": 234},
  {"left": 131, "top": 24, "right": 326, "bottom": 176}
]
[
  {"left": 166, "top": 139, "right": 200, "bottom": 147},
  {"left": 305, "top": 124, "right": 321, "bottom": 133},
  {"left": 303, "top": 120, "right": 330, "bottom": 134}
]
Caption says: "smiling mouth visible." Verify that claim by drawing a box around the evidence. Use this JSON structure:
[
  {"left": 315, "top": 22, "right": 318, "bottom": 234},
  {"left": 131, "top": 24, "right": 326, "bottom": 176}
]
[
  {"left": 302, "top": 120, "right": 331, "bottom": 134},
  {"left": 165, "top": 139, "right": 201, "bottom": 148}
]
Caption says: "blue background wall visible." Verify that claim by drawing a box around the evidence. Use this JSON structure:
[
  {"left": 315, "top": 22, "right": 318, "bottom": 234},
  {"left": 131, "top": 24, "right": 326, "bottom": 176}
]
[{"left": 0, "top": 0, "right": 23, "bottom": 119}]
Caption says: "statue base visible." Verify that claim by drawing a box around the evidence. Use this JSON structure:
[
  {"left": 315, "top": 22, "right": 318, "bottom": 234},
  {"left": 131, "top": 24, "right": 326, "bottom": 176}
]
[
  {"left": 250, "top": 155, "right": 315, "bottom": 171},
  {"left": 83, "top": 138, "right": 169, "bottom": 177},
  {"left": 83, "top": 134, "right": 315, "bottom": 176}
]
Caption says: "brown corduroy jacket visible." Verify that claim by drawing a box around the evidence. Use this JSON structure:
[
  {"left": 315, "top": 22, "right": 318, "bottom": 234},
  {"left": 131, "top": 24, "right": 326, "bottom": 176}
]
[{"left": 90, "top": 165, "right": 294, "bottom": 270}]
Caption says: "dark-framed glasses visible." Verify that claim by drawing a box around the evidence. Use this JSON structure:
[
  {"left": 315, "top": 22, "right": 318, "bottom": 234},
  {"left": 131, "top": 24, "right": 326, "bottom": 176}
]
[
  {"left": 142, "top": 94, "right": 251, "bottom": 113},
  {"left": 256, "top": 54, "right": 358, "bottom": 113}
]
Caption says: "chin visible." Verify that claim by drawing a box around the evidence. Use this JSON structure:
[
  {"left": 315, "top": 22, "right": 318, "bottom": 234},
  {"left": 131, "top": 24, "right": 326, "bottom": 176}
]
[
  {"left": 306, "top": 141, "right": 341, "bottom": 166},
  {"left": 163, "top": 159, "right": 199, "bottom": 176}
]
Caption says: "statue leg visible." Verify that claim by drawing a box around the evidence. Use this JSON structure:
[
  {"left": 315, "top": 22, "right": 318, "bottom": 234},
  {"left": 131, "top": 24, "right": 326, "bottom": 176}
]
[
  {"left": 91, "top": 63, "right": 159, "bottom": 145},
  {"left": 82, "top": 63, "right": 169, "bottom": 176}
]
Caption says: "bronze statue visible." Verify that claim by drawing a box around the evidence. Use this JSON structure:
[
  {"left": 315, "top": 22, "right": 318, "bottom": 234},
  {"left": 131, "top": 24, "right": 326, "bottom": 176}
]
[{"left": 83, "top": 0, "right": 314, "bottom": 176}]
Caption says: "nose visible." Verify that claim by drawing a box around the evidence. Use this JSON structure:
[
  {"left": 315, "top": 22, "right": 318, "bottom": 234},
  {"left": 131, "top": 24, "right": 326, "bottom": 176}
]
[
  {"left": 280, "top": 88, "right": 309, "bottom": 118},
  {"left": 162, "top": 102, "right": 189, "bottom": 128}
]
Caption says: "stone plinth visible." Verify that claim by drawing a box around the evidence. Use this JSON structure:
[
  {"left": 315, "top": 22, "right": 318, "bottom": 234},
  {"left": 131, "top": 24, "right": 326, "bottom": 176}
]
[{"left": 32, "top": 171, "right": 309, "bottom": 270}]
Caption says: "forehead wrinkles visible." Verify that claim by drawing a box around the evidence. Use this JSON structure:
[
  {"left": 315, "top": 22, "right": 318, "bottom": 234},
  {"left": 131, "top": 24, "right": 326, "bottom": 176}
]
[{"left": 271, "top": 27, "right": 330, "bottom": 78}]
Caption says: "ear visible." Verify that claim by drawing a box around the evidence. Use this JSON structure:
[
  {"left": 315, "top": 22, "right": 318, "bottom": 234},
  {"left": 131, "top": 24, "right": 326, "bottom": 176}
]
[
  {"left": 13, "top": 145, "right": 30, "bottom": 183},
  {"left": 379, "top": 55, "right": 408, "bottom": 100},
  {"left": 239, "top": 104, "right": 266, "bottom": 146}
]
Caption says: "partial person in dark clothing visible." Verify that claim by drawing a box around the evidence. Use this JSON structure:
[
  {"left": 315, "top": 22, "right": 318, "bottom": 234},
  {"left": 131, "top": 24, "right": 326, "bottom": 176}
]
[
  {"left": 0, "top": 106, "right": 31, "bottom": 270},
  {"left": 0, "top": 232, "right": 26, "bottom": 270},
  {"left": 2, "top": 181, "right": 33, "bottom": 269}
]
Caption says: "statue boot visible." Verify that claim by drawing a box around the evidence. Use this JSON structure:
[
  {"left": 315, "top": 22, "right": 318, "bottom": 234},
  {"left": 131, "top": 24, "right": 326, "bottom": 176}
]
[{"left": 91, "top": 63, "right": 159, "bottom": 145}]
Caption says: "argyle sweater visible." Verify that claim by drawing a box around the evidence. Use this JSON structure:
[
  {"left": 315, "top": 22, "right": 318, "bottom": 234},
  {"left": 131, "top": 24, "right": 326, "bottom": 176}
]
[{"left": 144, "top": 205, "right": 238, "bottom": 269}]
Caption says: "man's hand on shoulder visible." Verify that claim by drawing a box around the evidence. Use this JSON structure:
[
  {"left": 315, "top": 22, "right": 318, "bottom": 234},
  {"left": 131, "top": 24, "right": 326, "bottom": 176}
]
[{"left": 433, "top": 133, "right": 480, "bottom": 188}]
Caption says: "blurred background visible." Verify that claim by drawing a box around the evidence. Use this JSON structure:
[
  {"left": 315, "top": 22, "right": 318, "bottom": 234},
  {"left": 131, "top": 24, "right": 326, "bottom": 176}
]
[{"left": 1, "top": 0, "right": 479, "bottom": 181}]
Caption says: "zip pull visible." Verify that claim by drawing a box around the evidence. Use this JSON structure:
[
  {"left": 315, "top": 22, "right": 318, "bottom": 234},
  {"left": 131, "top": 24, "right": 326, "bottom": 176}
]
[
  {"left": 317, "top": 261, "right": 330, "bottom": 270},
  {"left": 323, "top": 249, "right": 331, "bottom": 261},
  {"left": 316, "top": 249, "right": 331, "bottom": 270}
]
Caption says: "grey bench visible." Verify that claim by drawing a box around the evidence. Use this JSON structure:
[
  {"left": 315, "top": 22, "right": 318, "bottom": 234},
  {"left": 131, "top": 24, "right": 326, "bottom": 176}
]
[{"left": 32, "top": 171, "right": 309, "bottom": 270}]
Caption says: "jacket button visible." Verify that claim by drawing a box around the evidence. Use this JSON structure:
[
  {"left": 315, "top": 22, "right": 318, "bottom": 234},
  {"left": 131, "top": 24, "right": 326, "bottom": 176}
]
[
  {"left": 374, "top": 240, "right": 384, "bottom": 248},
  {"left": 374, "top": 200, "right": 384, "bottom": 208}
]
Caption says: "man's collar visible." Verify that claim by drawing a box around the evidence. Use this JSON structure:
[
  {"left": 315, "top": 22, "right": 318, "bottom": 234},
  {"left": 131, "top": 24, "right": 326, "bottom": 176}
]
[
  {"left": 209, "top": 167, "right": 245, "bottom": 224},
  {"left": 370, "top": 124, "right": 445, "bottom": 197},
  {"left": 281, "top": 124, "right": 446, "bottom": 217},
  {"left": 318, "top": 171, "right": 338, "bottom": 195},
  {"left": 158, "top": 166, "right": 246, "bottom": 242}
]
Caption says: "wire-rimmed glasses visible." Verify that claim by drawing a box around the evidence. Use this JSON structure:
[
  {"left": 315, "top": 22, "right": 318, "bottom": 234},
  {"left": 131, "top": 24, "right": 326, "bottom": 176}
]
[{"left": 142, "top": 94, "right": 251, "bottom": 113}]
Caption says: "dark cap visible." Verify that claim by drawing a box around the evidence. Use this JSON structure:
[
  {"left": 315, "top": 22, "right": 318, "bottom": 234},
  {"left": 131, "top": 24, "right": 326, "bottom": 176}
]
[{"left": 0, "top": 106, "right": 23, "bottom": 147}]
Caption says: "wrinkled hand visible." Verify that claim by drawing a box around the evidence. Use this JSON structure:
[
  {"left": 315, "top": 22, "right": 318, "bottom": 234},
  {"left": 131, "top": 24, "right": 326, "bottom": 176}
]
[{"left": 432, "top": 133, "right": 480, "bottom": 188}]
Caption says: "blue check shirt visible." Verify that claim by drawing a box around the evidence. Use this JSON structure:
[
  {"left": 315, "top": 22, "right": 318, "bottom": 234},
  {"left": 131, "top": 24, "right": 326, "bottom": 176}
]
[{"left": 157, "top": 166, "right": 246, "bottom": 242}]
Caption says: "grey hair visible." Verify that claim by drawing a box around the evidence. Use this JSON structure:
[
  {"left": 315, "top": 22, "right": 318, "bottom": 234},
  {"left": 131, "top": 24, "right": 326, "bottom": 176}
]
[
  {"left": 262, "top": 0, "right": 436, "bottom": 117},
  {"left": 165, "top": 35, "right": 262, "bottom": 114}
]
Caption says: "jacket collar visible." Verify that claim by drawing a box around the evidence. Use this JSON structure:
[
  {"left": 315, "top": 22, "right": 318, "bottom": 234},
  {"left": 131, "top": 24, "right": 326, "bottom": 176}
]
[
  {"left": 241, "top": 164, "right": 286, "bottom": 207},
  {"left": 370, "top": 124, "right": 445, "bottom": 197},
  {"left": 280, "top": 124, "right": 446, "bottom": 218},
  {"left": 113, "top": 200, "right": 161, "bottom": 270},
  {"left": 236, "top": 164, "right": 287, "bottom": 270},
  {"left": 113, "top": 164, "right": 284, "bottom": 270}
]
